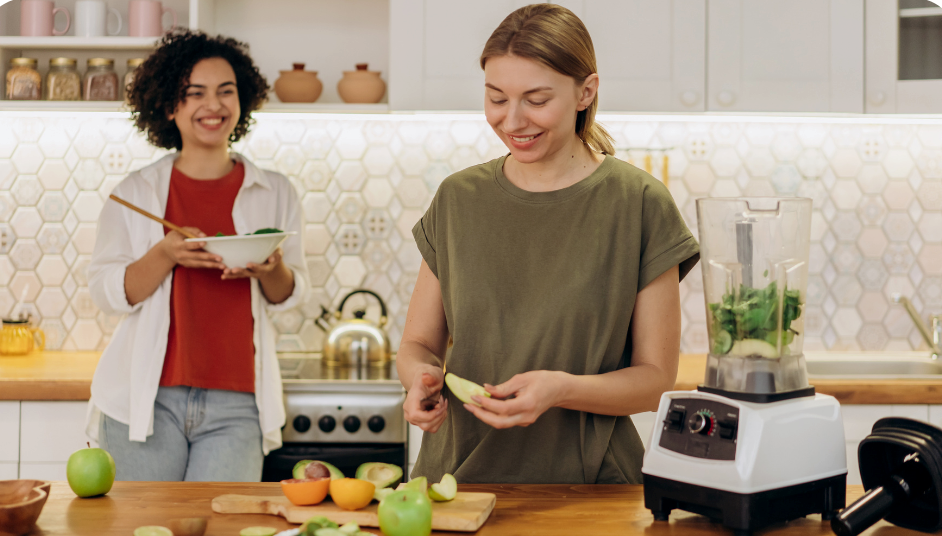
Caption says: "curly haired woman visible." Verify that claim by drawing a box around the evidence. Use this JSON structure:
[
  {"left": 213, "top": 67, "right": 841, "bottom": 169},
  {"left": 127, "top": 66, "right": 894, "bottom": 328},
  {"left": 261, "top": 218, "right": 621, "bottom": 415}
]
[{"left": 86, "top": 30, "right": 308, "bottom": 481}]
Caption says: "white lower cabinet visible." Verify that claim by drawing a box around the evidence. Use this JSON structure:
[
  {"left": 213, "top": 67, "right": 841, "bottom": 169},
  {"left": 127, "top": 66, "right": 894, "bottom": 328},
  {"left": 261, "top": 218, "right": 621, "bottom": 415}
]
[
  {"left": 0, "top": 462, "right": 18, "bottom": 479},
  {"left": 20, "top": 401, "right": 95, "bottom": 464},
  {"left": 0, "top": 401, "right": 20, "bottom": 464},
  {"left": 18, "top": 463, "right": 68, "bottom": 481}
]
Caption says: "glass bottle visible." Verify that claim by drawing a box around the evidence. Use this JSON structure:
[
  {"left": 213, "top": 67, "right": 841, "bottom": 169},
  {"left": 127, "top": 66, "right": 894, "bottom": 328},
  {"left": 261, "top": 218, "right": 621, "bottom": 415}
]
[
  {"left": 5, "top": 58, "right": 41, "bottom": 100},
  {"left": 83, "top": 58, "right": 119, "bottom": 101},
  {"left": 45, "top": 58, "right": 81, "bottom": 101},
  {"left": 124, "top": 58, "right": 145, "bottom": 102}
]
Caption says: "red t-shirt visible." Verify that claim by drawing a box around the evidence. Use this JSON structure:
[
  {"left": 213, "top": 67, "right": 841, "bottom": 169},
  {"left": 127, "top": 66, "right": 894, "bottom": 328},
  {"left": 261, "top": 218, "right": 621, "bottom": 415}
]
[{"left": 159, "top": 162, "right": 255, "bottom": 393}]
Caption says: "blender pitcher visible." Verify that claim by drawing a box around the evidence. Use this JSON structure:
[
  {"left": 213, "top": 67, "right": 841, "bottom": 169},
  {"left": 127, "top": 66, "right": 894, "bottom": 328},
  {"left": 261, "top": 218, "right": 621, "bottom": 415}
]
[{"left": 696, "top": 197, "right": 813, "bottom": 400}]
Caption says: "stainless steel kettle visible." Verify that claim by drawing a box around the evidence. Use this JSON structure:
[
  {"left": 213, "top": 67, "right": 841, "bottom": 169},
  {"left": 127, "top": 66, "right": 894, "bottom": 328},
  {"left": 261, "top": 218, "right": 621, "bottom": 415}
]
[{"left": 317, "top": 289, "right": 391, "bottom": 368}]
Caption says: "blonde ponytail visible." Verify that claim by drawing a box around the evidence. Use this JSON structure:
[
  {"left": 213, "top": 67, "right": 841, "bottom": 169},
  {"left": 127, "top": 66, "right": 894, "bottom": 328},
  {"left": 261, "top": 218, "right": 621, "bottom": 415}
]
[{"left": 481, "top": 4, "right": 614, "bottom": 155}]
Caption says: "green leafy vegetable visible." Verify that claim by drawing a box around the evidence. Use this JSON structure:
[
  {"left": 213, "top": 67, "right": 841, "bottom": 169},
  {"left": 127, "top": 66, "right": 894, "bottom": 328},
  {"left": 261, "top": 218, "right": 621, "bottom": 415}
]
[
  {"left": 251, "top": 228, "right": 283, "bottom": 235},
  {"left": 214, "top": 232, "right": 226, "bottom": 237},
  {"left": 708, "top": 280, "right": 803, "bottom": 357}
]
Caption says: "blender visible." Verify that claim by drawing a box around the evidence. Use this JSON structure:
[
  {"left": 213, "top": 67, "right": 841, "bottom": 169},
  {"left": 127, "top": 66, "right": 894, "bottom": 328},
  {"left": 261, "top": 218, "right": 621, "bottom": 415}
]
[{"left": 642, "top": 197, "right": 847, "bottom": 536}]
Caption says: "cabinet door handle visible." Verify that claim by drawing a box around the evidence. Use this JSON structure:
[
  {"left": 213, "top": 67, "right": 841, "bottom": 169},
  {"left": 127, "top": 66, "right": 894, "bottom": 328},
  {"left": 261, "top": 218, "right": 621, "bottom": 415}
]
[
  {"left": 717, "top": 90, "right": 736, "bottom": 107},
  {"left": 869, "top": 90, "right": 887, "bottom": 106},
  {"left": 680, "top": 90, "right": 699, "bottom": 107}
]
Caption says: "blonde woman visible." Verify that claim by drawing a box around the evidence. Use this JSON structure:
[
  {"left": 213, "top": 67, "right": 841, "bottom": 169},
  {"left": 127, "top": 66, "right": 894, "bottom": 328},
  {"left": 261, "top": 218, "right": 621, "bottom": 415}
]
[{"left": 396, "top": 4, "right": 700, "bottom": 484}]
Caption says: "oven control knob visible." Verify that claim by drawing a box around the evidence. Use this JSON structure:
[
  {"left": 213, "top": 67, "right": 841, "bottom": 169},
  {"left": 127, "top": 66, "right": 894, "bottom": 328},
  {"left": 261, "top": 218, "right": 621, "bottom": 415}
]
[
  {"left": 343, "top": 416, "right": 361, "bottom": 433},
  {"left": 318, "top": 415, "right": 336, "bottom": 433},
  {"left": 368, "top": 416, "right": 385, "bottom": 433},
  {"left": 689, "top": 413, "right": 713, "bottom": 435},
  {"left": 293, "top": 415, "right": 311, "bottom": 433}
]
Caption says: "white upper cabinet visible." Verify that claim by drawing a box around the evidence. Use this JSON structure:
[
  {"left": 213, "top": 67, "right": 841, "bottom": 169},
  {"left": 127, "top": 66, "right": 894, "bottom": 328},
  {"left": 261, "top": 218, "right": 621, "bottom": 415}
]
[
  {"left": 707, "top": 0, "right": 864, "bottom": 113},
  {"left": 390, "top": 0, "right": 705, "bottom": 112},
  {"left": 564, "top": 0, "right": 706, "bottom": 112},
  {"left": 866, "top": 0, "right": 942, "bottom": 113}
]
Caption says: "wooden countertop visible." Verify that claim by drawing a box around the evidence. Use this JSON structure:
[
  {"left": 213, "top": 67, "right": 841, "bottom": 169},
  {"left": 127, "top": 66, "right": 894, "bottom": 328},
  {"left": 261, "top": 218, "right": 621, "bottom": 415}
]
[
  {"left": 0, "top": 351, "right": 99, "bottom": 400},
  {"left": 3, "top": 352, "right": 942, "bottom": 404},
  {"left": 33, "top": 481, "right": 918, "bottom": 535}
]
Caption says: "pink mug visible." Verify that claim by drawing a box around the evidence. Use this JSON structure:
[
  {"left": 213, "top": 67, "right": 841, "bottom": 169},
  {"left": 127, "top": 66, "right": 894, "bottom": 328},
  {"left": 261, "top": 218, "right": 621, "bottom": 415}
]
[
  {"left": 128, "top": 0, "right": 176, "bottom": 37},
  {"left": 20, "top": 0, "right": 71, "bottom": 37}
]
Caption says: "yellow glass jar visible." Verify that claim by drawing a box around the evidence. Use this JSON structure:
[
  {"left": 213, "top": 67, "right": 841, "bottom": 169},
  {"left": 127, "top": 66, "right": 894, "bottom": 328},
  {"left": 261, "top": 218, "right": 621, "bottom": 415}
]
[{"left": 0, "top": 319, "right": 45, "bottom": 356}]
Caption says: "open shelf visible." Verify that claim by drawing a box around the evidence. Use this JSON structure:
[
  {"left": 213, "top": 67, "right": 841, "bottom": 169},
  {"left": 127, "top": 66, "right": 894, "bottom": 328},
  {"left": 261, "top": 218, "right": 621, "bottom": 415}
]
[{"left": 0, "top": 36, "right": 159, "bottom": 50}]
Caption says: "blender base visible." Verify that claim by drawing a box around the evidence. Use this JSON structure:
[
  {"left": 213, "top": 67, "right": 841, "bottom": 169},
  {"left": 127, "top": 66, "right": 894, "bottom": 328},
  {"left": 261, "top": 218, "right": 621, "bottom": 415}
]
[{"left": 643, "top": 473, "right": 846, "bottom": 536}]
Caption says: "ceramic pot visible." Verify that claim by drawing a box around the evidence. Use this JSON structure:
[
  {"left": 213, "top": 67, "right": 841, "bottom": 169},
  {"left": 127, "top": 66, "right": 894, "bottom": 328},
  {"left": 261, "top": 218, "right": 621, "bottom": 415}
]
[
  {"left": 337, "top": 63, "right": 386, "bottom": 104},
  {"left": 274, "top": 63, "right": 322, "bottom": 103}
]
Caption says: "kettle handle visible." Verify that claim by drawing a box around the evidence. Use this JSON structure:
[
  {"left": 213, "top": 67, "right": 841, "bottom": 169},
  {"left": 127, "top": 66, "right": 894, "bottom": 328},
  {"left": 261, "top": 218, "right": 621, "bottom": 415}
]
[{"left": 336, "top": 289, "right": 388, "bottom": 327}]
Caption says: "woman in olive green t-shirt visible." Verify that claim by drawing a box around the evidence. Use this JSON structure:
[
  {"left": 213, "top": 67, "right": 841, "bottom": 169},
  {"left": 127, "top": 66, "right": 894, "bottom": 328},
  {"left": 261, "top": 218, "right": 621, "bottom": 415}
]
[{"left": 396, "top": 4, "right": 700, "bottom": 484}]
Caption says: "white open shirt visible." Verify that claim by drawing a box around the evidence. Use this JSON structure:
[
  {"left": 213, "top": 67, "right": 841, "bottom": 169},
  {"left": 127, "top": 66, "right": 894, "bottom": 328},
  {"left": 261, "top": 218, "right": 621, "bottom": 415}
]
[{"left": 86, "top": 152, "right": 309, "bottom": 455}]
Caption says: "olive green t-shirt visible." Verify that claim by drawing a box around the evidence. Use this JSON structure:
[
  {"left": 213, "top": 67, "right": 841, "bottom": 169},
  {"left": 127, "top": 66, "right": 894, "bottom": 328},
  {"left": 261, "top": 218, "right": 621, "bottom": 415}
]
[{"left": 411, "top": 154, "right": 700, "bottom": 484}]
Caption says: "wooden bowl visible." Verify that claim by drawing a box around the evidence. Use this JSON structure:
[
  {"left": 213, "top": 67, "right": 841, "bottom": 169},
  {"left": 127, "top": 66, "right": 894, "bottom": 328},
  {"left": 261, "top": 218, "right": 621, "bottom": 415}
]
[{"left": 0, "top": 480, "right": 51, "bottom": 536}]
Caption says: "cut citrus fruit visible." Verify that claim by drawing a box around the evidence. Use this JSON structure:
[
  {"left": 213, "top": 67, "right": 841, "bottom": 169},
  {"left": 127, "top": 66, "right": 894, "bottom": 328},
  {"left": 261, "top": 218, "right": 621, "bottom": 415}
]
[
  {"left": 329, "top": 478, "right": 375, "bottom": 510},
  {"left": 281, "top": 477, "right": 330, "bottom": 506}
]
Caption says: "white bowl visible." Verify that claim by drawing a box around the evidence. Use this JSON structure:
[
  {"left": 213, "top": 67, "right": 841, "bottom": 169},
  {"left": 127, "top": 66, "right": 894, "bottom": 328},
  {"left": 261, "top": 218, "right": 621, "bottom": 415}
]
[{"left": 185, "top": 232, "right": 296, "bottom": 269}]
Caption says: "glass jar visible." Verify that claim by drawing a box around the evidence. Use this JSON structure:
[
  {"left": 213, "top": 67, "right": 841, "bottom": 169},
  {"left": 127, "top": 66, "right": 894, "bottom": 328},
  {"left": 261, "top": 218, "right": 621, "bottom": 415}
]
[
  {"left": 5, "top": 58, "right": 41, "bottom": 100},
  {"left": 0, "top": 319, "right": 45, "bottom": 356},
  {"left": 124, "top": 57, "right": 145, "bottom": 102},
  {"left": 45, "top": 57, "right": 81, "bottom": 101},
  {"left": 84, "top": 58, "right": 119, "bottom": 101}
]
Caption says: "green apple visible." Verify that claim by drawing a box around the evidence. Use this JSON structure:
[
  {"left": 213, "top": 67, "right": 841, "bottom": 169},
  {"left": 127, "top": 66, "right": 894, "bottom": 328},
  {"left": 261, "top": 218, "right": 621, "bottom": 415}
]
[
  {"left": 67, "top": 446, "right": 116, "bottom": 498},
  {"left": 378, "top": 490, "right": 432, "bottom": 536},
  {"left": 292, "top": 460, "right": 344, "bottom": 480},
  {"left": 428, "top": 473, "right": 457, "bottom": 502},
  {"left": 355, "top": 462, "right": 402, "bottom": 489},
  {"left": 445, "top": 373, "right": 491, "bottom": 406}
]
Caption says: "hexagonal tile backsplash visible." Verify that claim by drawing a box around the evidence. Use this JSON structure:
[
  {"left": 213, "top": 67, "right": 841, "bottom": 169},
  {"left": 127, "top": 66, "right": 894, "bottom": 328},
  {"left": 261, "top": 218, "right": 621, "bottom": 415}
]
[{"left": 1, "top": 113, "right": 941, "bottom": 354}]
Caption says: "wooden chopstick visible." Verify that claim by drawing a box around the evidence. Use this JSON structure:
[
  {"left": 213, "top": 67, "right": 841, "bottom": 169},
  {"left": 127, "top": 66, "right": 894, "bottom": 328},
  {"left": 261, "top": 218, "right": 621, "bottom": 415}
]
[{"left": 108, "top": 194, "right": 200, "bottom": 239}]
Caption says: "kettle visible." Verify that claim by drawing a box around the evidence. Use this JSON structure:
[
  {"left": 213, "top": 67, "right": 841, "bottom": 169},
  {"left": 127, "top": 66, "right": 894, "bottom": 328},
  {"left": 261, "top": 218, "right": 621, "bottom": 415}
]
[{"left": 317, "top": 289, "right": 391, "bottom": 368}]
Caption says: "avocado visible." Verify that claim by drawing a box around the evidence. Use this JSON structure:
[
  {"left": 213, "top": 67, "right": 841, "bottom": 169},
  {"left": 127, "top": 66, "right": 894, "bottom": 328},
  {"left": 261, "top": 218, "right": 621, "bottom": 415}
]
[
  {"left": 355, "top": 462, "right": 403, "bottom": 489},
  {"left": 292, "top": 460, "right": 345, "bottom": 481}
]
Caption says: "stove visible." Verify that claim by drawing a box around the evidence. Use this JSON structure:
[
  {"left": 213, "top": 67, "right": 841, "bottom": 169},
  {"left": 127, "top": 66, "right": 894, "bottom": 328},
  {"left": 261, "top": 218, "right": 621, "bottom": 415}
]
[{"left": 261, "top": 353, "right": 408, "bottom": 482}]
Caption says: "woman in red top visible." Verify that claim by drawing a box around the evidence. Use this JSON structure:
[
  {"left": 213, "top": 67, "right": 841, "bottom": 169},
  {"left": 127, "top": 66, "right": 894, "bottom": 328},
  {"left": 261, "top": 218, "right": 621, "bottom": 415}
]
[{"left": 88, "top": 31, "right": 306, "bottom": 481}]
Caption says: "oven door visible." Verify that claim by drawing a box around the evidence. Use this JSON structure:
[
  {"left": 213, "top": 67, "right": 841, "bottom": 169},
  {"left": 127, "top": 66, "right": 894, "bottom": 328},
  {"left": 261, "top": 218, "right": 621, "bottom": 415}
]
[{"left": 262, "top": 442, "right": 407, "bottom": 482}]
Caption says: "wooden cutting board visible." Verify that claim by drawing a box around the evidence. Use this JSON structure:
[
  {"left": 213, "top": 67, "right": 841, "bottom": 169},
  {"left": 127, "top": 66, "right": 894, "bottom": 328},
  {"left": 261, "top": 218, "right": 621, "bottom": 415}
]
[{"left": 211, "top": 491, "right": 496, "bottom": 532}]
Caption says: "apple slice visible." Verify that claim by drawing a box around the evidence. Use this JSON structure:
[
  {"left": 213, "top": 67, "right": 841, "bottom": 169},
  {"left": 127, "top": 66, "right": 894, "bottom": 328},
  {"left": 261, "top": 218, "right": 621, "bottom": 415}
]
[
  {"left": 730, "top": 338, "right": 779, "bottom": 359},
  {"left": 428, "top": 473, "right": 457, "bottom": 502},
  {"left": 374, "top": 487, "right": 396, "bottom": 502},
  {"left": 445, "top": 373, "right": 491, "bottom": 406},
  {"left": 402, "top": 476, "right": 428, "bottom": 495}
]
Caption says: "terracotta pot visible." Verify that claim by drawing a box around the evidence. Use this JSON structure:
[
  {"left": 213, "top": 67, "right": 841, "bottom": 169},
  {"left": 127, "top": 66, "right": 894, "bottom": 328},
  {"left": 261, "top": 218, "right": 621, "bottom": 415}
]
[
  {"left": 273, "top": 63, "right": 322, "bottom": 103},
  {"left": 337, "top": 63, "right": 386, "bottom": 104},
  {"left": 0, "top": 480, "right": 51, "bottom": 536}
]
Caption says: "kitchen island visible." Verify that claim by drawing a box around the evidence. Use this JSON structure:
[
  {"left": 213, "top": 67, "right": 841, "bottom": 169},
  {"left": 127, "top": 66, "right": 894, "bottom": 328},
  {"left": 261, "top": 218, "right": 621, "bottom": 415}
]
[{"left": 34, "top": 481, "right": 917, "bottom": 535}]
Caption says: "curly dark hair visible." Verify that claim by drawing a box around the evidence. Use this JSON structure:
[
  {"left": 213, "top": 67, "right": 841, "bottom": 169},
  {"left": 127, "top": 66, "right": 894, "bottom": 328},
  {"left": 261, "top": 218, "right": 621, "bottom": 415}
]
[{"left": 127, "top": 30, "right": 269, "bottom": 150}]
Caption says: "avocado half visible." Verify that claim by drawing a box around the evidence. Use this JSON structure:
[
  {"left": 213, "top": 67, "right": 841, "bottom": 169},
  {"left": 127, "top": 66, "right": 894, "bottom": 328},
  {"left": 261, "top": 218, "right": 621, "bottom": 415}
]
[
  {"left": 292, "top": 460, "right": 345, "bottom": 481},
  {"left": 355, "top": 462, "right": 403, "bottom": 489}
]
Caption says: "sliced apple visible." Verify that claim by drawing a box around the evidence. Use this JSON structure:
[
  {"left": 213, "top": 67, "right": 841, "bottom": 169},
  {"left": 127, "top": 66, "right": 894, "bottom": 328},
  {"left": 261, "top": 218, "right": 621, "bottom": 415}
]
[
  {"left": 402, "top": 476, "right": 428, "bottom": 496},
  {"left": 374, "top": 487, "right": 396, "bottom": 502},
  {"left": 730, "top": 338, "right": 779, "bottom": 359},
  {"left": 428, "top": 473, "right": 457, "bottom": 502},
  {"left": 445, "top": 373, "right": 491, "bottom": 406}
]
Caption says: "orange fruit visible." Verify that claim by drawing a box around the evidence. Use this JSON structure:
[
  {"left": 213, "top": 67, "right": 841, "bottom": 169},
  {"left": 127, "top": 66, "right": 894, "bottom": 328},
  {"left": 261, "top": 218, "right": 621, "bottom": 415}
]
[
  {"left": 328, "top": 478, "right": 375, "bottom": 510},
  {"left": 280, "top": 478, "right": 330, "bottom": 506}
]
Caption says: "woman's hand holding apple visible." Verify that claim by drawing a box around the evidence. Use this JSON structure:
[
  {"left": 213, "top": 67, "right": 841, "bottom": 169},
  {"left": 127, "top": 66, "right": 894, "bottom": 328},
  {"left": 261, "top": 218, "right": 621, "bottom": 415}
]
[{"left": 403, "top": 365, "right": 448, "bottom": 433}]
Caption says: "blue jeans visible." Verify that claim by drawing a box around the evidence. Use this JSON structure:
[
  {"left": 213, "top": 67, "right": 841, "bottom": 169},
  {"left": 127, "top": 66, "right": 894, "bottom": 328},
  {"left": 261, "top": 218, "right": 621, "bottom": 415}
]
[{"left": 98, "top": 386, "right": 264, "bottom": 481}]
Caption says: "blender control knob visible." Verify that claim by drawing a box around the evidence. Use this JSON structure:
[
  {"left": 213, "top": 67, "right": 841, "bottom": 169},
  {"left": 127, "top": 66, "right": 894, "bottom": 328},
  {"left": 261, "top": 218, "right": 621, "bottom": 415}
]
[
  {"left": 689, "top": 413, "right": 713, "bottom": 435},
  {"left": 368, "top": 415, "right": 385, "bottom": 433},
  {"left": 293, "top": 415, "right": 311, "bottom": 433},
  {"left": 344, "top": 415, "right": 361, "bottom": 433},
  {"left": 318, "top": 415, "right": 336, "bottom": 433}
]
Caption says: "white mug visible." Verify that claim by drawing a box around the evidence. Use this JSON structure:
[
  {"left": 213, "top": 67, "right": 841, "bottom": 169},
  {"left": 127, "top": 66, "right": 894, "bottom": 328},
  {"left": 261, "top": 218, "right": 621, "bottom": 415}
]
[{"left": 74, "top": 0, "right": 122, "bottom": 37}]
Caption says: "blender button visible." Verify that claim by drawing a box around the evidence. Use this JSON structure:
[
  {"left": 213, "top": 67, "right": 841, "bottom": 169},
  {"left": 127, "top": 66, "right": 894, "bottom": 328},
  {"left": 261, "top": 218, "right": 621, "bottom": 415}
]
[{"left": 718, "top": 422, "right": 736, "bottom": 439}]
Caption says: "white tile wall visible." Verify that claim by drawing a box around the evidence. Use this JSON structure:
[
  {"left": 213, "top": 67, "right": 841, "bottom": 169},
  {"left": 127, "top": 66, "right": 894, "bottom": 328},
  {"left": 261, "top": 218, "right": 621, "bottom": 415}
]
[
  {"left": 0, "top": 462, "right": 18, "bottom": 480},
  {"left": 0, "top": 113, "right": 940, "bottom": 354},
  {"left": 0, "top": 401, "right": 19, "bottom": 463}
]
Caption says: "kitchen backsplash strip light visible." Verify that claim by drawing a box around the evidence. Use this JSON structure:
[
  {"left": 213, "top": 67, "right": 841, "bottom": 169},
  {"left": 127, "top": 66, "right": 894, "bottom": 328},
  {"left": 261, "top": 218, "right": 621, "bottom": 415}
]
[{"left": 0, "top": 112, "right": 940, "bottom": 353}]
